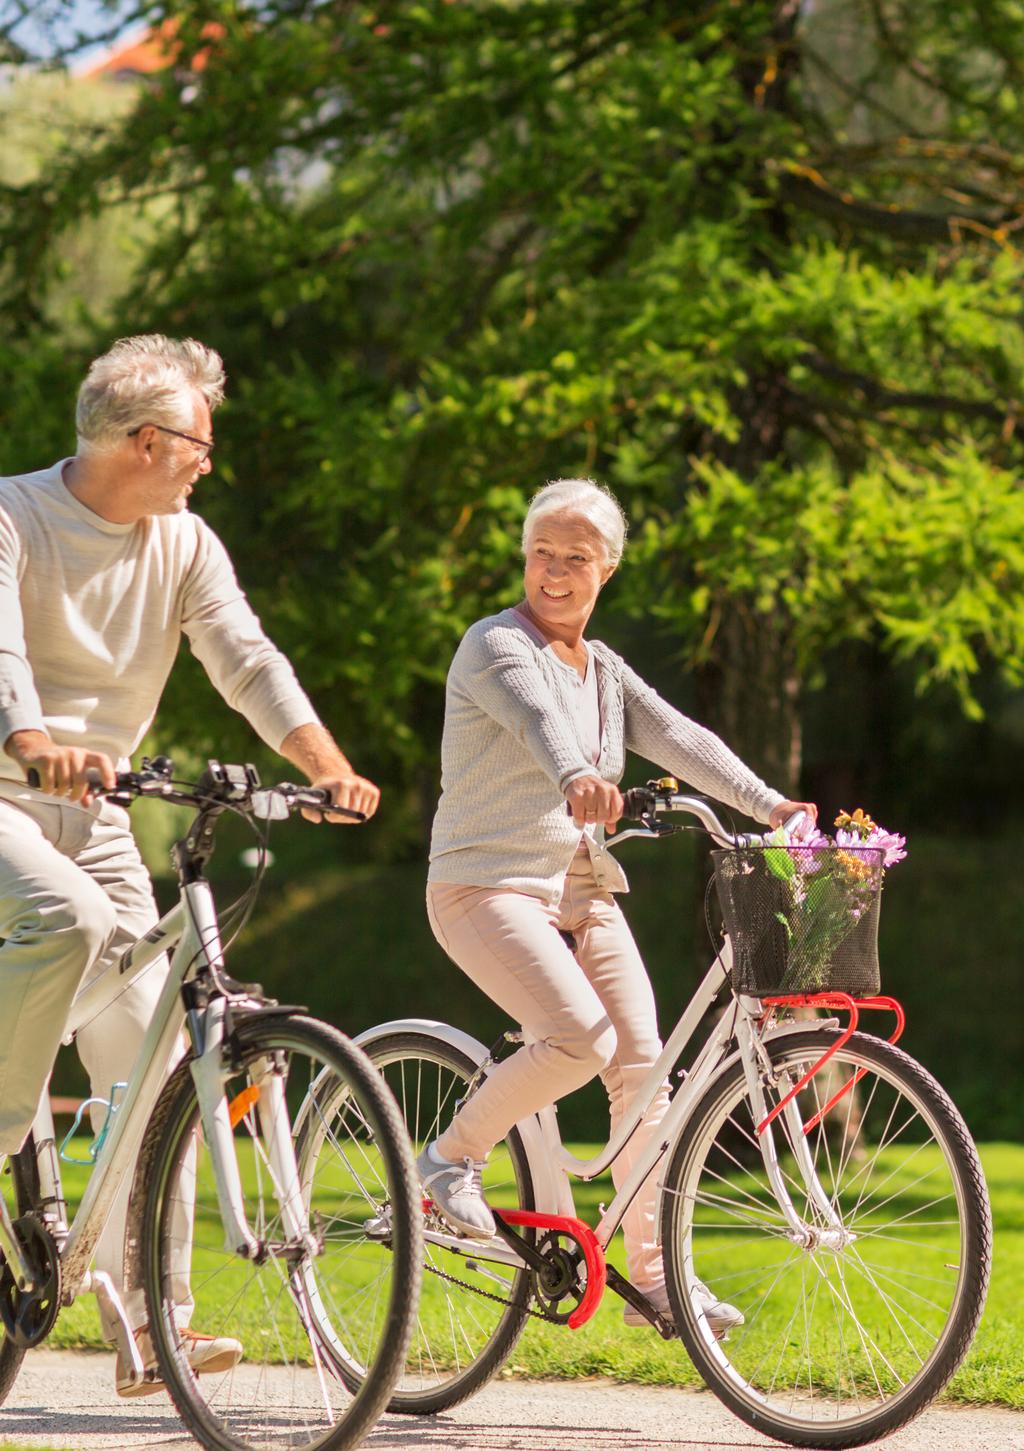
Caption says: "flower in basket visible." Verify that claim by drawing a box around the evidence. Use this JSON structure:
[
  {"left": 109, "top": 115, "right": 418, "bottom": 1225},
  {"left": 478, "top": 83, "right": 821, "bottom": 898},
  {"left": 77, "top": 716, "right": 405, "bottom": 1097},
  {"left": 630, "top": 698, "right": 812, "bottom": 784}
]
[
  {"left": 833, "top": 809, "right": 907, "bottom": 868},
  {"left": 757, "top": 810, "right": 906, "bottom": 992}
]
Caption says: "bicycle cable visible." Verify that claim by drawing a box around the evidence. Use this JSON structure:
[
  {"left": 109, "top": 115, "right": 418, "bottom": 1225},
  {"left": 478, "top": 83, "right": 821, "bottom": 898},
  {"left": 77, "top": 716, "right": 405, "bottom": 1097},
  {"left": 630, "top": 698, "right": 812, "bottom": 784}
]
[{"left": 68, "top": 789, "right": 273, "bottom": 1039}]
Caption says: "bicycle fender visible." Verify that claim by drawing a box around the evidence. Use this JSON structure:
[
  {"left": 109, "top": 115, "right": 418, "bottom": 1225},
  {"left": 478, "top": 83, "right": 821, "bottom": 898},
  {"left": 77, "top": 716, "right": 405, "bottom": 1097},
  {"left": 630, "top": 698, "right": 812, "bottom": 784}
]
[
  {"left": 653, "top": 1016, "right": 841, "bottom": 1244},
  {"left": 352, "top": 1018, "right": 491, "bottom": 1066}
]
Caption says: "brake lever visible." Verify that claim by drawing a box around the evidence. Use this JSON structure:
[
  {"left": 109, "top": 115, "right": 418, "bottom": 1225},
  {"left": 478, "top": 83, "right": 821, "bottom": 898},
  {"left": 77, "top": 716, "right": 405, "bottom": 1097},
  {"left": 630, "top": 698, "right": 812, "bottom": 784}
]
[{"left": 604, "top": 822, "right": 685, "bottom": 851}]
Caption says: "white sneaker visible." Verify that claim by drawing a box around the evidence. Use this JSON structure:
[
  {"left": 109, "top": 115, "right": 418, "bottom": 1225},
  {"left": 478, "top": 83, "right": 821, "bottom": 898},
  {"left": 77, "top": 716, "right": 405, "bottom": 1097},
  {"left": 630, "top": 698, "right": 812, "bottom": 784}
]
[
  {"left": 416, "top": 1140, "right": 495, "bottom": 1240},
  {"left": 623, "top": 1279, "right": 744, "bottom": 1337},
  {"left": 115, "top": 1325, "right": 243, "bottom": 1398}
]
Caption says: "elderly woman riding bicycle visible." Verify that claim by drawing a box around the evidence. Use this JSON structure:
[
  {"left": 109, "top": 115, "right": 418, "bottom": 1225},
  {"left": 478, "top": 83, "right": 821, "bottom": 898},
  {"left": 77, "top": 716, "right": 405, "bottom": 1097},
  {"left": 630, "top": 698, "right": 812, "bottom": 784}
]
[{"left": 421, "top": 477, "right": 817, "bottom": 1330}]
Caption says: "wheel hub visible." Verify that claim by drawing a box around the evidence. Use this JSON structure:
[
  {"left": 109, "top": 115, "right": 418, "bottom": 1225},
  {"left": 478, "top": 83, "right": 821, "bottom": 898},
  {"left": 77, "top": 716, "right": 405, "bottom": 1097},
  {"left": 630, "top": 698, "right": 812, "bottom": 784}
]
[
  {"left": 788, "top": 1224, "right": 857, "bottom": 1253},
  {"left": 362, "top": 1205, "right": 393, "bottom": 1241}
]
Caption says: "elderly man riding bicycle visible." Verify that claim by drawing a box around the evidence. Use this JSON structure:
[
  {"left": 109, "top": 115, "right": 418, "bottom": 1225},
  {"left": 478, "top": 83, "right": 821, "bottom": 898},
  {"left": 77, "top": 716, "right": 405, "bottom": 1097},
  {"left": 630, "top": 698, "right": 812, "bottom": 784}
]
[{"left": 0, "top": 334, "right": 378, "bottom": 1397}]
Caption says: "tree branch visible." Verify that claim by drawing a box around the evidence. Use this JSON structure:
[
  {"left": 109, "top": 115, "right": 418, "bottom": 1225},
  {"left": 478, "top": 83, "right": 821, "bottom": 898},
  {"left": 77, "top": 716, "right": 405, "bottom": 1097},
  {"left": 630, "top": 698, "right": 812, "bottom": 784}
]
[
  {"left": 800, "top": 351, "right": 1015, "bottom": 424},
  {"left": 778, "top": 168, "right": 1021, "bottom": 243}
]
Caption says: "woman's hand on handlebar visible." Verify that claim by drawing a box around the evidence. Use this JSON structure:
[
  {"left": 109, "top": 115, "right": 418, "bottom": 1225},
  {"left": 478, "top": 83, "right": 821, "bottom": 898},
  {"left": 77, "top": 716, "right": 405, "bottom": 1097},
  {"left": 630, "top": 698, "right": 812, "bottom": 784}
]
[
  {"left": 565, "top": 775, "right": 624, "bottom": 834},
  {"left": 768, "top": 798, "right": 819, "bottom": 836},
  {"left": 8, "top": 729, "right": 116, "bottom": 806}
]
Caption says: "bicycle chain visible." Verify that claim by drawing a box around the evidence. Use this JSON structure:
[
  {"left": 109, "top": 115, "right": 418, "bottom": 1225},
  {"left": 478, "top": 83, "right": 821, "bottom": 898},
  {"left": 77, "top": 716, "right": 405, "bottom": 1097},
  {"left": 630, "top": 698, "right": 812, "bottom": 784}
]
[{"left": 422, "top": 1255, "right": 568, "bottom": 1322}]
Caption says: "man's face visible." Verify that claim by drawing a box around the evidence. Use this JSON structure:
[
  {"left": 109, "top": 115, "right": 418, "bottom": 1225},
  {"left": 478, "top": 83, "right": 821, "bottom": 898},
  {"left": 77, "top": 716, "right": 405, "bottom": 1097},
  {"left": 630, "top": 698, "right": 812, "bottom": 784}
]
[{"left": 141, "top": 393, "right": 214, "bottom": 516}]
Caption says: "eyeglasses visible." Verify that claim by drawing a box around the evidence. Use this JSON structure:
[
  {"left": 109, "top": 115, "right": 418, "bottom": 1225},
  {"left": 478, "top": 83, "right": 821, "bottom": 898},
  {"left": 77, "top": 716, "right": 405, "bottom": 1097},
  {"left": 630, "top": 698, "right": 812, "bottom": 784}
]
[{"left": 128, "top": 423, "right": 215, "bottom": 462}]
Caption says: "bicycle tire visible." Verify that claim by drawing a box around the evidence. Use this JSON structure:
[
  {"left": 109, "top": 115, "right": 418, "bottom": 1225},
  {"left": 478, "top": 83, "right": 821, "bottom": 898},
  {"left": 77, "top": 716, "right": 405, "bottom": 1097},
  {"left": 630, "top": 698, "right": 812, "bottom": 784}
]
[
  {"left": 0, "top": 1138, "right": 39, "bottom": 1404},
  {"left": 661, "top": 1028, "right": 991, "bottom": 1449},
  {"left": 127, "top": 1012, "right": 421, "bottom": 1451},
  {"left": 0, "top": 1328, "right": 22, "bottom": 1406},
  {"left": 344, "top": 1030, "right": 535, "bottom": 1415}
]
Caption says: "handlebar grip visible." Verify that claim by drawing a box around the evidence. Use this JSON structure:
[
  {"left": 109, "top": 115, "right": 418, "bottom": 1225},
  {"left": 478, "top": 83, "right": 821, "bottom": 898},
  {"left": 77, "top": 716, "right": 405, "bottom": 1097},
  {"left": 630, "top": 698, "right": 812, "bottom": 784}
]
[
  {"left": 621, "top": 786, "right": 656, "bottom": 820},
  {"left": 564, "top": 787, "right": 655, "bottom": 822},
  {"left": 301, "top": 787, "right": 366, "bottom": 822},
  {"left": 26, "top": 766, "right": 115, "bottom": 795}
]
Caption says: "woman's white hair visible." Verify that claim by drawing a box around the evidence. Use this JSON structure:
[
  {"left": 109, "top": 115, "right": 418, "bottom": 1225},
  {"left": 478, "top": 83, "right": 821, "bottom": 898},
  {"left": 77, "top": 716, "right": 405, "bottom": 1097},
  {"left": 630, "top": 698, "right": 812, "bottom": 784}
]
[
  {"left": 76, "top": 334, "right": 226, "bottom": 454},
  {"left": 522, "top": 478, "right": 628, "bottom": 567}
]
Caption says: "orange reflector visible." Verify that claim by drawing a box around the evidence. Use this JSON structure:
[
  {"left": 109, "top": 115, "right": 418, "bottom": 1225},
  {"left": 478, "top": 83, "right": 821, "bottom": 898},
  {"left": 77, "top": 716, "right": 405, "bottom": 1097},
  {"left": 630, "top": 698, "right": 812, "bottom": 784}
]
[{"left": 228, "top": 1085, "right": 260, "bottom": 1129}]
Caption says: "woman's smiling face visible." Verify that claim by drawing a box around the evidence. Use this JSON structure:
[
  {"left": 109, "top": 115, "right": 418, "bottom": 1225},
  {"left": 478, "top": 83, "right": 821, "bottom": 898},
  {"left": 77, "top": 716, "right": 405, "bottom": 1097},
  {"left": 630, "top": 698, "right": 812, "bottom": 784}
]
[{"left": 522, "top": 512, "right": 615, "bottom": 639}]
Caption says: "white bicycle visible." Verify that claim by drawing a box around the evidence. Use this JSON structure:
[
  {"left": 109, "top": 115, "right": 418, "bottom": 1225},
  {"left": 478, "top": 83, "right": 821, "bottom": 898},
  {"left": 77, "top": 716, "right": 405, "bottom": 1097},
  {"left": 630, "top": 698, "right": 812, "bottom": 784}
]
[
  {"left": 339, "top": 783, "right": 990, "bottom": 1448},
  {"left": 0, "top": 756, "right": 422, "bottom": 1451}
]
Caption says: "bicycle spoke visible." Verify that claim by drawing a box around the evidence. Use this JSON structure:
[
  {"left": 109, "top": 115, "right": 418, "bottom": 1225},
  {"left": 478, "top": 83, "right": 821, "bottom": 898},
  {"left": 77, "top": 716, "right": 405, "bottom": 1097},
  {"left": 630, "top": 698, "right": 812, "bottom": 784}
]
[
  {"left": 139, "top": 1019, "right": 419, "bottom": 1451},
  {"left": 355, "top": 1037, "right": 534, "bottom": 1409},
  {"left": 664, "top": 1032, "right": 988, "bottom": 1439}
]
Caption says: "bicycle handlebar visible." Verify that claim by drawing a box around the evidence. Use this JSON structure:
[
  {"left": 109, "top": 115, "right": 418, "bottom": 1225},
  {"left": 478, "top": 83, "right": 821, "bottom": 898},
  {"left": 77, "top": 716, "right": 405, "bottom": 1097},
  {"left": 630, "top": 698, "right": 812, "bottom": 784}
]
[
  {"left": 619, "top": 786, "right": 746, "bottom": 846},
  {"left": 26, "top": 758, "right": 366, "bottom": 822},
  {"left": 566, "top": 779, "right": 803, "bottom": 848}
]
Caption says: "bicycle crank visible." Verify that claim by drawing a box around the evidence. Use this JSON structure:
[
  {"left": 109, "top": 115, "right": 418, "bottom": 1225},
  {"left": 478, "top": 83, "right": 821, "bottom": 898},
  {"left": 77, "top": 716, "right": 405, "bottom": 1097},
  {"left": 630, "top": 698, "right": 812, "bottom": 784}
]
[
  {"left": 0, "top": 1217, "right": 62, "bottom": 1348},
  {"left": 532, "top": 1230, "right": 586, "bottom": 1323}
]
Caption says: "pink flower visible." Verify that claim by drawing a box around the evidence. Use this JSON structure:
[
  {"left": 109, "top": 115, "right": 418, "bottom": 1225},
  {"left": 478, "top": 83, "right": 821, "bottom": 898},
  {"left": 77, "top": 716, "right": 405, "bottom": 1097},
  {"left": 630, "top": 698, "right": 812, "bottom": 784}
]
[
  {"left": 760, "top": 818, "right": 907, "bottom": 870},
  {"left": 865, "top": 829, "right": 907, "bottom": 868}
]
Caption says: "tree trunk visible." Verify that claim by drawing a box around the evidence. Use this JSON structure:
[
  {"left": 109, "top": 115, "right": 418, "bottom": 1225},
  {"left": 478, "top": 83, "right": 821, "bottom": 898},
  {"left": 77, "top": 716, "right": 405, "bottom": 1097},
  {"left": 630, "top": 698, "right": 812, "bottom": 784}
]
[{"left": 695, "top": 599, "right": 803, "bottom": 803}]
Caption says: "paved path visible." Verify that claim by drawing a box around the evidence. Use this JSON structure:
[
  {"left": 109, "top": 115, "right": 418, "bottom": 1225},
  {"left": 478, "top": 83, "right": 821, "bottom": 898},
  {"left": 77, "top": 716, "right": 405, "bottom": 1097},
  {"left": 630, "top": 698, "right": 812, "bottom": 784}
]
[{"left": 0, "top": 1350, "right": 1021, "bottom": 1451}]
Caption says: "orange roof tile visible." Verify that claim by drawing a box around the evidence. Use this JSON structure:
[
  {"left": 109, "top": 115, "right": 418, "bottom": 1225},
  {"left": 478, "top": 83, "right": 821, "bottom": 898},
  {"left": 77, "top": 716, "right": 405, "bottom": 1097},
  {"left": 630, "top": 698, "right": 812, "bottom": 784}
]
[{"left": 81, "top": 18, "right": 224, "bottom": 79}]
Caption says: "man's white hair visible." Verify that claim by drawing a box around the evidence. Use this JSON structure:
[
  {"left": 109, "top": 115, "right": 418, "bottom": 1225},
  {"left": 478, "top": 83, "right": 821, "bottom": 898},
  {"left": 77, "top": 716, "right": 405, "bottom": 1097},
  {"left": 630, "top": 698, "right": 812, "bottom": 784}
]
[
  {"left": 522, "top": 478, "right": 628, "bottom": 567},
  {"left": 76, "top": 334, "right": 226, "bottom": 454}
]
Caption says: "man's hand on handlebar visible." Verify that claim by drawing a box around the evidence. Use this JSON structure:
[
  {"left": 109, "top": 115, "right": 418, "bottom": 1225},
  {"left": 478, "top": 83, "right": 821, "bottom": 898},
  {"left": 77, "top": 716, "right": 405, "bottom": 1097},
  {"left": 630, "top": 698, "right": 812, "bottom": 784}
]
[
  {"left": 303, "top": 771, "right": 381, "bottom": 825},
  {"left": 565, "top": 775, "right": 624, "bottom": 834},
  {"left": 6, "top": 729, "right": 116, "bottom": 806},
  {"left": 768, "top": 799, "right": 819, "bottom": 836}
]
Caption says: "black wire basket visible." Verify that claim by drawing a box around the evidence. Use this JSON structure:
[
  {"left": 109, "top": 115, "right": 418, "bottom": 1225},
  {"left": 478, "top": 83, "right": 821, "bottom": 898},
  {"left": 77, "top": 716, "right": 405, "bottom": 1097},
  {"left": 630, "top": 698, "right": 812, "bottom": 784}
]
[{"left": 711, "top": 844, "right": 884, "bottom": 996}]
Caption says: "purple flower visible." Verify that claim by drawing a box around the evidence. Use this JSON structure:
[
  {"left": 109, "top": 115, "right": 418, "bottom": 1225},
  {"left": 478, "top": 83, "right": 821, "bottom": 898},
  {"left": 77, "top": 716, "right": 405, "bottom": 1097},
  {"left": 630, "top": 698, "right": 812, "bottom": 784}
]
[
  {"left": 756, "top": 816, "right": 907, "bottom": 871},
  {"left": 865, "top": 829, "right": 907, "bottom": 868}
]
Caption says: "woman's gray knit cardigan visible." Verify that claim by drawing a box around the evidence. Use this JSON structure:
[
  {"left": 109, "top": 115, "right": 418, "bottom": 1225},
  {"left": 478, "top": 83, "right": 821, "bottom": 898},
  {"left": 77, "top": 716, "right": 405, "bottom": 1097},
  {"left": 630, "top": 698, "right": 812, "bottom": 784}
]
[{"left": 428, "top": 608, "right": 785, "bottom": 904}]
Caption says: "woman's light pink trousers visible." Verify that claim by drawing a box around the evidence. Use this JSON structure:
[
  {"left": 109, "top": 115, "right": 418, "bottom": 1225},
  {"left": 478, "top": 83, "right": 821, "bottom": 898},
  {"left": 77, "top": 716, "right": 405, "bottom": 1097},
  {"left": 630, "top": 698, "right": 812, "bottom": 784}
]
[{"left": 426, "top": 851, "right": 672, "bottom": 1289}]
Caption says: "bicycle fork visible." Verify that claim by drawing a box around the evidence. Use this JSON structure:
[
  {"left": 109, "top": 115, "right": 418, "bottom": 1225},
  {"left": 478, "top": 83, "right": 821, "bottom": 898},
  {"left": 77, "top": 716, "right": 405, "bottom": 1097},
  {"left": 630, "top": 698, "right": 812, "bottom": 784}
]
[
  {"left": 190, "top": 999, "right": 317, "bottom": 1261},
  {"left": 736, "top": 1015, "right": 851, "bottom": 1249}
]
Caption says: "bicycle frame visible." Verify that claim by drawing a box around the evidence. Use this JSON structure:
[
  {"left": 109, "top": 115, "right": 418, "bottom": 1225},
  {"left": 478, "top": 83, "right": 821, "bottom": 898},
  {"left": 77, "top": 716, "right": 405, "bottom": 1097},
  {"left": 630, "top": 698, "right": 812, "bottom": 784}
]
[
  {"left": 9, "top": 872, "right": 309, "bottom": 1347},
  {"left": 356, "top": 936, "right": 843, "bottom": 1281}
]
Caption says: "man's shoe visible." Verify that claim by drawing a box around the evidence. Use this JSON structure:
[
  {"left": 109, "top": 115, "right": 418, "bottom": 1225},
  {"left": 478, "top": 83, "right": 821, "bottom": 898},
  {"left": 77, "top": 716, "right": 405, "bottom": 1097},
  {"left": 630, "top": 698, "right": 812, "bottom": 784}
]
[
  {"left": 623, "top": 1279, "right": 744, "bottom": 1337},
  {"left": 115, "top": 1325, "right": 244, "bottom": 1398},
  {"left": 416, "top": 1140, "right": 495, "bottom": 1240}
]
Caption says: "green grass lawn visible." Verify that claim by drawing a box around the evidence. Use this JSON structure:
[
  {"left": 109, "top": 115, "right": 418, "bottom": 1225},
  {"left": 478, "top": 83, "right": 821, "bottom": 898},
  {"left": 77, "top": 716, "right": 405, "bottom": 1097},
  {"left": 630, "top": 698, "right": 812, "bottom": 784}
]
[
  {"left": 41, "top": 1138, "right": 1024, "bottom": 1407},
  {"left": 454, "top": 1141, "right": 1020, "bottom": 1409}
]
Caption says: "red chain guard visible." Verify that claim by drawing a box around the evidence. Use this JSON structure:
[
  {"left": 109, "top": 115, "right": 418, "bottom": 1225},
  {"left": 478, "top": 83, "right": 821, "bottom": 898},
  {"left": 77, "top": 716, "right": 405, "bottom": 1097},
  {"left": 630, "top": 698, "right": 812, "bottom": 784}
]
[{"left": 496, "top": 1210, "right": 606, "bottom": 1329}]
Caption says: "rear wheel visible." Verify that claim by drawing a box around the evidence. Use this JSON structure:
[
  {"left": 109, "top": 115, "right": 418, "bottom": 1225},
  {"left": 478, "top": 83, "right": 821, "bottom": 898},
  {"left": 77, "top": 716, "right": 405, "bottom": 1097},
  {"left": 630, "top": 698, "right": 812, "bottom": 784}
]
[
  {"left": 131, "top": 1013, "right": 421, "bottom": 1451},
  {"left": 349, "top": 1031, "right": 536, "bottom": 1414},
  {"left": 661, "top": 1029, "right": 991, "bottom": 1448}
]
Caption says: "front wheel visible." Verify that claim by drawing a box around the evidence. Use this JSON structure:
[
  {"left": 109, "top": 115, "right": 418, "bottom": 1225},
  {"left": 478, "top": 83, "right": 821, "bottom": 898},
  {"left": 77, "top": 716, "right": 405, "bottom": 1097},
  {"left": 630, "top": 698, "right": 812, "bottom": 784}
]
[
  {"left": 661, "top": 1029, "right": 991, "bottom": 1449},
  {"left": 129, "top": 1013, "right": 421, "bottom": 1451},
  {"left": 0, "top": 1140, "right": 42, "bottom": 1405}
]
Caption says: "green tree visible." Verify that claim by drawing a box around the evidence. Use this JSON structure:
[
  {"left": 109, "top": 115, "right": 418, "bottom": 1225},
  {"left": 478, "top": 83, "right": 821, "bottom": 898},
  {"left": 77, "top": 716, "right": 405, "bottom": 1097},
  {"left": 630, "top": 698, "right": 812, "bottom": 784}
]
[{"left": 2, "top": 0, "right": 1022, "bottom": 817}]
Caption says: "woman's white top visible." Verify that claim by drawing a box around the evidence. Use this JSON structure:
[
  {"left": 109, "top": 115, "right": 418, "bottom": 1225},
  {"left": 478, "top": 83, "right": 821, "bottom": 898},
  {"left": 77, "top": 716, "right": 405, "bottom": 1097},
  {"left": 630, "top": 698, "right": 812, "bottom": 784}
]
[
  {"left": 428, "top": 607, "right": 784, "bottom": 903},
  {"left": 513, "top": 605, "right": 601, "bottom": 765}
]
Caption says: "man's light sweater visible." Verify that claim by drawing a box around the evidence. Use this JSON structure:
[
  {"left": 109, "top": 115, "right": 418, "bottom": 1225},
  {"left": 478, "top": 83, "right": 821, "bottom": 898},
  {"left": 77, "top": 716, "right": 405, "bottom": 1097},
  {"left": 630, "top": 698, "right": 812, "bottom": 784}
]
[
  {"left": 0, "top": 462, "right": 319, "bottom": 783},
  {"left": 428, "top": 609, "right": 785, "bottom": 903}
]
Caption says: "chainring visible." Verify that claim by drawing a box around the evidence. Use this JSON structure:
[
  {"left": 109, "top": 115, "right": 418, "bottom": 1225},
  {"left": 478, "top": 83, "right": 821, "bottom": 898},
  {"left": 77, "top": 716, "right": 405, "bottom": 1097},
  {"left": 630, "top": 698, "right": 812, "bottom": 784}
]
[
  {"left": 0, "top": 1217, "right": 62, "bottom": 1349},
  {"left": 531, "top": 1229, "right": 586, "bottom": 1323}
]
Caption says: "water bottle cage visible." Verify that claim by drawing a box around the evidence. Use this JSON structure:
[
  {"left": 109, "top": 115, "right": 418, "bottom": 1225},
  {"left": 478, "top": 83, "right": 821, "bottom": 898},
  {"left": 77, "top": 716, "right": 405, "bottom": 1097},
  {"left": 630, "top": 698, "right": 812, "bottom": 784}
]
[{"left": 58, "top": 1083, "right": 128, "bottom": 1165}]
